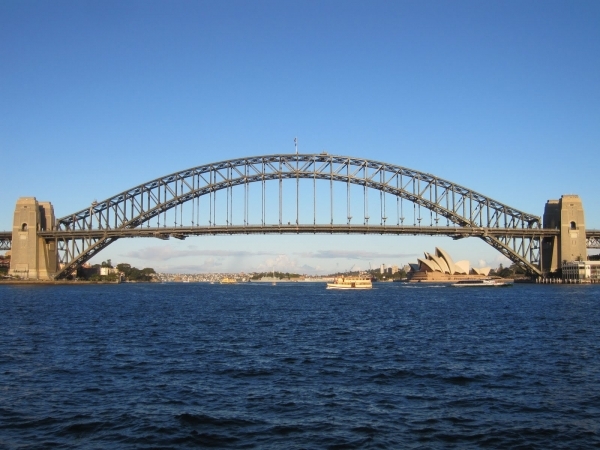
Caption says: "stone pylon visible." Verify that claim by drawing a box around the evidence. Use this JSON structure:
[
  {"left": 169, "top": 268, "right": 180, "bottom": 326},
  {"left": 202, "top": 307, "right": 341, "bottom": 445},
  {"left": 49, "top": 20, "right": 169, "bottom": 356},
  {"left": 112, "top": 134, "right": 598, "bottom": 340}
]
[
  {"left": 8, "top": 197, "right": 58, "bottom": 280},
  {"left": 541, "top": 194, "right": 587, "bottom": 274}
]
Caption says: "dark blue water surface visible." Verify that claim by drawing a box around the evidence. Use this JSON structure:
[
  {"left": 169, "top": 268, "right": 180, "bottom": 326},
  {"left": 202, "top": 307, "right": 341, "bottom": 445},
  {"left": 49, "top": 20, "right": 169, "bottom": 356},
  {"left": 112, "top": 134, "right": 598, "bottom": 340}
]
[{"left": 1, "top": 282, "right": 600, "bottom": 449}]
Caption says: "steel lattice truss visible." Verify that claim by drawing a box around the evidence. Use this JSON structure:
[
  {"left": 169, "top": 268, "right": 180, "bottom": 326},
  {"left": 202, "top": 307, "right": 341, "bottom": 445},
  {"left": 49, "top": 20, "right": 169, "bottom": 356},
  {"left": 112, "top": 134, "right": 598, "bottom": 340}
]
[
  {"left": 51, "top": 154, "right": 545, "bottom": 279},
  {"left": 0, "top": 233, "right": 11, "bottom": 251},
  {"left": 587, "top": 231, "right": 600, "bottom": 249}
]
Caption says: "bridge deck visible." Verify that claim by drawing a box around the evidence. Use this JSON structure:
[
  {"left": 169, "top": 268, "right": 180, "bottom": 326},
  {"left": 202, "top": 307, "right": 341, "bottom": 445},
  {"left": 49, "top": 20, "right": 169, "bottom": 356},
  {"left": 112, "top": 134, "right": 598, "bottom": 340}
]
[
  {"left": 35, "top": 225, "right": 561, "bottom": 239},
  {"left": 3, "top": 227, "right": 599, "bottom": 242},
  {"left": 1, "top": 228, "right": 598, "bottom": 257}
]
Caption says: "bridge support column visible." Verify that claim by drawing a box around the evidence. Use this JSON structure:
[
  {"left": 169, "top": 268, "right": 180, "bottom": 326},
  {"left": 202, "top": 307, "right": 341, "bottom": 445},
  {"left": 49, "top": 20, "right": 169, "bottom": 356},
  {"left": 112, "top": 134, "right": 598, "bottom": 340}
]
[
  {"left": 8, "top": 197, "right": 58, "bottom": 280},
  {"left": 541, "top": 195, "right": 587, "bottom": 275}
]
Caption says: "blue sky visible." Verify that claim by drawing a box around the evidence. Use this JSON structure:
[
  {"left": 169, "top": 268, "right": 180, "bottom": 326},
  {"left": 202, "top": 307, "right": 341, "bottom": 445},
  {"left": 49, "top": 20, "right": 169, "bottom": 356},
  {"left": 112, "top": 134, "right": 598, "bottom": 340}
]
[{"left": 1, "top": 0, "right": 599, "bottom": 274}]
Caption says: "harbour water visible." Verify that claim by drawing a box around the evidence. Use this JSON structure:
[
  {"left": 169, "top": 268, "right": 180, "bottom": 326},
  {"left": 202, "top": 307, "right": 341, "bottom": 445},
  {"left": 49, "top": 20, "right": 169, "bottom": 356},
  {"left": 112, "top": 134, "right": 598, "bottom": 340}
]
[{"left": 1, "top": 282, "right": 599, "bottom": 448}]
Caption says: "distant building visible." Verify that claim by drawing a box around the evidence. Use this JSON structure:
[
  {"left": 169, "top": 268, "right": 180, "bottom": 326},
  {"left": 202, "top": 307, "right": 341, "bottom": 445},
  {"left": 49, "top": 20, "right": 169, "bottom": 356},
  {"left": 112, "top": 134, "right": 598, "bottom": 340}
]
[
  {"left": 99, "top": 267, "right": 118, "bottom": 276},
  {"left": 407, "top": 247, "right": 491, "bottom": 283},
  {"left": 562, "top": 260, "right": 600, "bottom": 283},
  {"left": 380, "top": 264, "right": 386, "bottom": 274}
]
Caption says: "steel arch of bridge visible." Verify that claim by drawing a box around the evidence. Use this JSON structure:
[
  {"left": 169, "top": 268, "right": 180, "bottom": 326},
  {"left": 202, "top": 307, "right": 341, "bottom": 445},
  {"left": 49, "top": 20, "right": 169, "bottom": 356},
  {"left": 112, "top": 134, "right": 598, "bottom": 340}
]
[{"left": 53, "top": 153, "right": 543, "bottom": 279}]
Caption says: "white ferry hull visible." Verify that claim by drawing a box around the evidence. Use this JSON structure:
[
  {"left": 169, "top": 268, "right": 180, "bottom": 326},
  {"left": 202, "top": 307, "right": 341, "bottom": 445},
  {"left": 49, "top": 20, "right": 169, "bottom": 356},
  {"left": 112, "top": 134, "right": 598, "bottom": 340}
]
[
  {"left": 451, "top": 279, "right": 513, "bottom": 287},
  {"left": 327, "top": 283, "right": 372, "bottom": 290},
  {"left": 326, "top": 275, "right": 373, "bottom": 290}
]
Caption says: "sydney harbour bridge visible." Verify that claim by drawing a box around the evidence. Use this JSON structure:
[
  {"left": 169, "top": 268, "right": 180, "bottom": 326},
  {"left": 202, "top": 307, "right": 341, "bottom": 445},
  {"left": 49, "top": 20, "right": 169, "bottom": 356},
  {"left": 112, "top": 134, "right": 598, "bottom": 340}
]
[{"left": 1, "top": 153, "right": 599, "bottom": 280}]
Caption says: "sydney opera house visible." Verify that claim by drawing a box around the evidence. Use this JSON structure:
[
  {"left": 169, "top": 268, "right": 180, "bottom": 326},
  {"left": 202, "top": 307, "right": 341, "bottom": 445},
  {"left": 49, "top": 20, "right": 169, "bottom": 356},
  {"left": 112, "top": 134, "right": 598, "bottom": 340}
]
[{"left": 407, "top": 247, "right": 491, "bottom": 282}]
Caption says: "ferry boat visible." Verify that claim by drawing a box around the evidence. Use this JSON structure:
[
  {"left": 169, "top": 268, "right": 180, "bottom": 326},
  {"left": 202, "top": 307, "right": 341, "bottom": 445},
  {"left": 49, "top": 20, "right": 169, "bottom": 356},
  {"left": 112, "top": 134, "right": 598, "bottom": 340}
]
[
  {"left": 451, "top": 278, "right": 513, "bottom": 288},
  {"left": 220, "top": 277, "right": 237, "bottom": 284},
  {"left": 326, "top": 276, "right": 373, "bottom": 290}
]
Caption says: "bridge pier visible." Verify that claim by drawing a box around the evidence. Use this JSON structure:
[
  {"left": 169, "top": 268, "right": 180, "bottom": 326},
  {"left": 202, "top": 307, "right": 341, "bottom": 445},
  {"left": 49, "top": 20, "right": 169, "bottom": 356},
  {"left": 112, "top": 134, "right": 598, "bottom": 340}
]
[
  {"left": 541, "top": 195, "right": 587, "bottom": 276},
  {"left": 8, "top": 197, "right": 58, "bottom": 280}
]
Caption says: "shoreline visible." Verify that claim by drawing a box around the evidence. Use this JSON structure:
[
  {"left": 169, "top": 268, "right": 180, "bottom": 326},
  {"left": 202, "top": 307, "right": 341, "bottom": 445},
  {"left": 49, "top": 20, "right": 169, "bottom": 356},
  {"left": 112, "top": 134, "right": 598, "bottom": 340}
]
[{"left": 0, "top": 279, "right": 124, "bottom": 285}]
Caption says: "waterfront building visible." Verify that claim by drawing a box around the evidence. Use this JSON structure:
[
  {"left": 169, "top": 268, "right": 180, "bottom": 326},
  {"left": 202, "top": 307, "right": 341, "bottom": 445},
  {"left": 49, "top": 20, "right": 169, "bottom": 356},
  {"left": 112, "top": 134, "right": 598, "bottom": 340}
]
[
  {"left": 407, "top": 247, "right": 490, "bottom": 283},
  {"left": 99, "top": 267, "right": 119, "bottom": 276},
  {"left": 562, "top": 260, "right": 600, "bottom": 283}
]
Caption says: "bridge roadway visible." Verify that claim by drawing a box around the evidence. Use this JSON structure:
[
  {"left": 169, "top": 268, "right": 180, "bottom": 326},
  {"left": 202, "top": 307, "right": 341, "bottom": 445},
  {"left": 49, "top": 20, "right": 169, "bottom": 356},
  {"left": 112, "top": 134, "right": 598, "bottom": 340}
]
[
  {"left": 2, "top": 227, "right": 600, "bottom": 248},
  {"left": 36, "top": 225, "right": 562, "bottom": 239}
]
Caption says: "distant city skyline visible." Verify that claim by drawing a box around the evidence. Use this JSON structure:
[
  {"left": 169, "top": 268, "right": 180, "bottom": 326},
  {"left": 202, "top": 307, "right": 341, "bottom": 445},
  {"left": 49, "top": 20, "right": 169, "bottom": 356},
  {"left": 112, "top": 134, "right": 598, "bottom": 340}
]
[
  {"left": 1, "top": 1, "right": 599, "bottom": 274},
  {"left": 90, "top": 233, "right": 514, "bottom": 276}
]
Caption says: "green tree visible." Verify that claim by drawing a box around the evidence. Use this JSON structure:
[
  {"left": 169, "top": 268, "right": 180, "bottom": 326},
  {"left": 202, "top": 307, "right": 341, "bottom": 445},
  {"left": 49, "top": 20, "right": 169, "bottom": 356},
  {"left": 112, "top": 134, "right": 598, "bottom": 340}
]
[{"left": 117, "top": 263, "right": 131, "bottom": 273}]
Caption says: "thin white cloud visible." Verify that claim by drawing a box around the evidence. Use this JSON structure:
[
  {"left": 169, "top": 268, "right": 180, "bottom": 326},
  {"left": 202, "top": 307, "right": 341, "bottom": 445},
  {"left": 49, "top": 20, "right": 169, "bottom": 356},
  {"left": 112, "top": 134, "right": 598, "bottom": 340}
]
[
  {"left": 122, "top": 246, "right": 277, "bottom": 261},
  {"left": 295, "top": 250, "right": 416, "bottom": 260},
  {"left": 257, "top": 254, "right": 299, "bottom": 272},
  {"left": 166, "top": 258, "right": 224, "bottom": 273}
]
